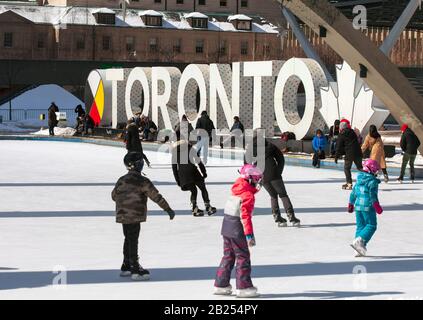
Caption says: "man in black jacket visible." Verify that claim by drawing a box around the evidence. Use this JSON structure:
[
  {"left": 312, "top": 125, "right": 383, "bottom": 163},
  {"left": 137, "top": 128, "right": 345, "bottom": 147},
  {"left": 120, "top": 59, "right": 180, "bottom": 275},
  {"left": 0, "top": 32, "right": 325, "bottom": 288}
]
[
  {"left": 125, "top": 117, "right": 151, "bottom": 167},
  {"left": 195, "top": 110, "right": 216, "bottom": 164},
  {"left": 171, "top": 137, "right": 216, "bottom": 217},
  {"left": 245, "top": 134, "right": 300, "bottom": 227},
  {"left": 335, "top": 121, "right": 363, "bottom": 190},
  {"left": 398, "top": 124, "right": 421, "bottom": 183}
]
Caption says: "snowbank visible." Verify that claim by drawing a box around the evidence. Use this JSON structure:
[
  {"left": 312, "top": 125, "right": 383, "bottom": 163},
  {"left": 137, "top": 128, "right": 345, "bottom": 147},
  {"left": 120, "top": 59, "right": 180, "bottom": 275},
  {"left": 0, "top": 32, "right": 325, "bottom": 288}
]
[
  {"left": 0, "top": 123, "right": 33, "bottom": 133},
  {"left": 31, "top": 127, "right": 76, "bottom": 136},
  {"left": 0, "top": 84, "right": 83, "bottom": 110}
]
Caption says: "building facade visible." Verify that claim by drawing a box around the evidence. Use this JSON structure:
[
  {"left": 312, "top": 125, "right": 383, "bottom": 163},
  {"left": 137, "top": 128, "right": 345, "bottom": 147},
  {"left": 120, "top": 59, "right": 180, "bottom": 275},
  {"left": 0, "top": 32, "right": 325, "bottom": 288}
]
[{"left": 0, "top": 5, "right": 282, "bottom": 63}]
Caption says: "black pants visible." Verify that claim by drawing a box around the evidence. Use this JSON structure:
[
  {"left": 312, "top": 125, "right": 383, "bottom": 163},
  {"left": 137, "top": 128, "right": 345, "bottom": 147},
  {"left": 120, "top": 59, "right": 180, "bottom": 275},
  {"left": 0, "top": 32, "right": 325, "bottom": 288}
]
[
  {"left": 49, "top": 125, "right": 55, "bottom": 136},
  {"left": 312, "top": 151, "right": 325, "bottom": 167},
  {"left": 123, "top": 223, "right": 141, "bottom": 270},
  {"left": 263, "top": 178, "right": 295, "bottom": 219},
  {"left": 187, "top": 180, "right": 210, "bottom": 205},
  {"left": 344, "top": 157, "right": 363, "bottom": 184}
]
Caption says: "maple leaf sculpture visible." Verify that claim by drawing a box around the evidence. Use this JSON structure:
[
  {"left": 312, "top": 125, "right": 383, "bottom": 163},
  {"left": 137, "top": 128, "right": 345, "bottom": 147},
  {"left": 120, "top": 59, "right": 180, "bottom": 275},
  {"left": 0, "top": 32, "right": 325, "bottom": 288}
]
[{"left": 320, "top": 61, "right": 390, "bottom": 135}]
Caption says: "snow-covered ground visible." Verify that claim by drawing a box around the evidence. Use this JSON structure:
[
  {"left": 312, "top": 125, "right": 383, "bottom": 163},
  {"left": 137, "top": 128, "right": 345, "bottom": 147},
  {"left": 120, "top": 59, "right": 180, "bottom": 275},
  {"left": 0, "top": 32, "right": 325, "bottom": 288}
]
[
  {"left": 0, "top": 140, "right": 423, "bottom": 300},
  {"left": 0, "top": 85, "right": 83, "bottom": 110}
]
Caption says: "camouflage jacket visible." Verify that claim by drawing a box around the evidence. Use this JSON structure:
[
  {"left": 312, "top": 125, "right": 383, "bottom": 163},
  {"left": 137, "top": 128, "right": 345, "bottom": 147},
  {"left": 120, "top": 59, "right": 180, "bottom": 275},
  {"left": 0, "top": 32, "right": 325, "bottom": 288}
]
[{"left": 112, "top": 170, "right": 171, "bottom": 224}]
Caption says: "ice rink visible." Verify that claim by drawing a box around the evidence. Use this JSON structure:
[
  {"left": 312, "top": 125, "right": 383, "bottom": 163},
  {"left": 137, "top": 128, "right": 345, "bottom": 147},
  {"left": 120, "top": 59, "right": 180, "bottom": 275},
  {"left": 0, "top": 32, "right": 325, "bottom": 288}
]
[{"left": 1, "top": 140, "right": 423, "bottom": 300}]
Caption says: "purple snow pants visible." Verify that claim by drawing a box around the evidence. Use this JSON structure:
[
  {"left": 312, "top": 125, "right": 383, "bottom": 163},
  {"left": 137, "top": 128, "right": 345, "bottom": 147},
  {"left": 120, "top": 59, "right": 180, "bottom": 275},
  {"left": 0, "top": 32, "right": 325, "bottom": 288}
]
[{"left": 214, "top": 236, "right": 253, "bottom": 290}]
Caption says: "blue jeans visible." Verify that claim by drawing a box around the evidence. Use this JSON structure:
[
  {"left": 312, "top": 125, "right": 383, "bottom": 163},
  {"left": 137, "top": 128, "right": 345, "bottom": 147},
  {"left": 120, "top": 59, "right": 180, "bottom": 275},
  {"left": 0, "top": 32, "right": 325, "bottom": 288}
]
[{"left": 355, "top": 210, "right": 377, "bottom": 244}]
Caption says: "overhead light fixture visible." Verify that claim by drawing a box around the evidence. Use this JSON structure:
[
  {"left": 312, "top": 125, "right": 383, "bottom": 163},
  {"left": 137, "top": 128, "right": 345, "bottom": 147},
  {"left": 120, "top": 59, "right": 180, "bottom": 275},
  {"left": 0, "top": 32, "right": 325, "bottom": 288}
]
[
  {"left": 359, "top": 64, "right": 368, "bottom": 78},
  {"left": 319, "top": 25, "right": 327, "bottom": 37}
]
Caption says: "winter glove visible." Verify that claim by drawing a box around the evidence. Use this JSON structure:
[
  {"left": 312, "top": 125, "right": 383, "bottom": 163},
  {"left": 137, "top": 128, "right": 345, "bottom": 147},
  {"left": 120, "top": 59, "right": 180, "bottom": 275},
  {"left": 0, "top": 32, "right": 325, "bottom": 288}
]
[
  {"left": 145, "top": 159, "right": 151, "bottom": 168},
  {"left": 373, "top": 202, "right": 383, "bottom": 215},
  {"left": 202, "top": 172, "right": 208, "bottom": 179},
  {"left": 348, "top": 203, "right": 354, "bottom": 213},
  {"left": 167, "top": 209, "right": 176, "bottom": 220},
  {"left": 246, "top": 234, "right": 256, "bottom": 247}
]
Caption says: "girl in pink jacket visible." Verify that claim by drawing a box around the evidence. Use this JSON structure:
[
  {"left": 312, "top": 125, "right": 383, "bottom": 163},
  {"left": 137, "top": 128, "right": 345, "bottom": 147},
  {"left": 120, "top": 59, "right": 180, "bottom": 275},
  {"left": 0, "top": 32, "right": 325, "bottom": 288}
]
[{"left": 214, "top": 164, "right": 263, "bottom": 298}]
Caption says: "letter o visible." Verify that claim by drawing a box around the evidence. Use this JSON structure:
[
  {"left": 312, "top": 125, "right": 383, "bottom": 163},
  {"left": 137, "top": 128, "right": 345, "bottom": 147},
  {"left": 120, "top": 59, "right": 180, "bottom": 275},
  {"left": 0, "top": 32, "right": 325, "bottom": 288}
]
[
  {"left": 125, "top": 67, "right": 150, "bottom": 120},
  {"left": 274, "top": 58, "right": 327, "bottom": 139}
]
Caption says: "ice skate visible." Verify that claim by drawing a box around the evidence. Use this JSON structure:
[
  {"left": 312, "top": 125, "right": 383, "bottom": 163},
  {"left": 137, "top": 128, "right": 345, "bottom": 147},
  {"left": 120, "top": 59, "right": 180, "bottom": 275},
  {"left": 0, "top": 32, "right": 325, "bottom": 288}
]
[
  {"left": 289, "top": 217, "right": 301, "bottom": 227},
  {"left": 214, "top": 285, "right": 232, "bottom": 296},
  {"left": 120, "top": 262, "right": 131, "bottom": 277},
  {"left": 383, "top": 174, "right": 389, "bottom": 183},
  {"left": 273, "top": 210, "right": 287, "bottom": 227},
  {"left": 351, "top": 237, "right": 367, "bottom": 257},
  {"left": 192, "top": 203, "right": 204, "bottom": 217},
  {"left": 236, "top": 286, "right": 260, "bottom": 298},
  {"left": 205, "top": 203, "right": 217, "bottom": 216},
  {"left": 131, "top": 266, "right": 150, "bottom": 281},
  {"left": 397, "top": 178, "right": 403, "bottom": 184},
  {"left": 342, "top": 183, "right": 353, "bottom": 190}
]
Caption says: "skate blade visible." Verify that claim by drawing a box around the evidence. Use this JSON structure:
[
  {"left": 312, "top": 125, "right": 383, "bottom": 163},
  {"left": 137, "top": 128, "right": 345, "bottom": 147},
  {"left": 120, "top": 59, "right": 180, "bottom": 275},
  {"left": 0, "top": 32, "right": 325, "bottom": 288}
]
[
  {"left": 291, "top": 222, "right": 301, "bottom": 227},
  {"left": 131, "top": 274, "right": 150, "bottom": 281},
  {"left": 277, "top": 222, "right": 288, "bottom": 227},
  {"left": 350, "top": 244, "right": 365, "bottom": 257},
  {"left": 236, "top": 292, "right": 260, "bottom": 298},
  {"left": 120, "top": 271, "right": 132, "bottom": 277}
]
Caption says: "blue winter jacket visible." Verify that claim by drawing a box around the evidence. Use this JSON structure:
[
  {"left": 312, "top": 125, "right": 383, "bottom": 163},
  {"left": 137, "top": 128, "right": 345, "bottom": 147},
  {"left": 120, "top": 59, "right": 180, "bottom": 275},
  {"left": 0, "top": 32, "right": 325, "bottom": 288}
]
[
  {"left": 349, "top": 172, "right": 381, "bottom": 212},
  {"left": 312, "top": 135, "right": 327, "bottom": 152}
]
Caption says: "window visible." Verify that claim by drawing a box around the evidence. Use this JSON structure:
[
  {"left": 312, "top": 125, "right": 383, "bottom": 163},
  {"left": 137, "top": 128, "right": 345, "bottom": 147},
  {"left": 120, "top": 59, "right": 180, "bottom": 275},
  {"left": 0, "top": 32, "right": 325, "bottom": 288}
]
[
  {"left": 103, "top": 36, "right": 111, "bottom": 51},
  {"left": 196, "top": 39, "right": 204, "bottom": 54},
  {"left": 173, "top": 39, "right": 181, "bottom": 53},
  {"left": 4, "top": 32, "right": 13, "bottom": 48},
  {"left": 241, "top": 41, "right": 248, "bottom": 55},
  {"left": 145, "top": 16, "right": 162, "bottom": 26},
  {"left": 126, "top": 36, "right": 135, "bottom": 52},
  {"left": 76, "top": 35, "right": 85, "bottom": 50},
  {"left": 96, "top": 13, "right": 115, "bottom": 25},
  {"left": 219, "top": 40, "right": 227, "bottom": 55},
  {"left": 241, "top": 0, "right": 248, "bottom": 7},
  {"left": 192, "top": 18, "right": 208, "bottom": 29},
  {"left": 263, "top": 44, "right": 271, "bottom": 56},
  {"left": 236, "top": 20, "right": 251, "bottom": 31},
  {"left": 37, "top": 33, "right": 46, "bottom": 49},
  {"left": 176, "top": 0, "right": 184, "bottom": 4},
  {"left": 149, "top": 37, "right": 158, "bottom": 52},
  {"left": 199, "top": 0, "right": 206, "bottom": 5},
  {"left": 220, "top": 0, "right": 227, "bottom": 6}
]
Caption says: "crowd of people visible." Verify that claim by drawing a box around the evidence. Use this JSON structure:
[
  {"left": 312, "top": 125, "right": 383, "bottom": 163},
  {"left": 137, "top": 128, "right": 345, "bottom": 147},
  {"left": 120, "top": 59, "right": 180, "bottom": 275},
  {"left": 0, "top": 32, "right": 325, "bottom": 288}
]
[{"left": 101, "top": 111, "right": 421, "bottom": 298}]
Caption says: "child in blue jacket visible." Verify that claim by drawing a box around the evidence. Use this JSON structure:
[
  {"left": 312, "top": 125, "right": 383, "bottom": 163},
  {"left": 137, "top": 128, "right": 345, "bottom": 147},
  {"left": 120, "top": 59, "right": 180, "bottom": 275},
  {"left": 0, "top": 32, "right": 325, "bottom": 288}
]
[
  {"left": 348, "top": 159, "right": 383, "bottom": 257},
  {"left": 312, "top": 129, "right": 327, "bottom": 168}
]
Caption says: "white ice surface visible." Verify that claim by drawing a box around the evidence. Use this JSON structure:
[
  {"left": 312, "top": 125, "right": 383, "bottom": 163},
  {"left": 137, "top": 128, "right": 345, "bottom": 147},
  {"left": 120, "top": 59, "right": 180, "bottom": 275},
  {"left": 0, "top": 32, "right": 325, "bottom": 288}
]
[{"left": 0, "top": 140, "right": 423, "bottom": 300}]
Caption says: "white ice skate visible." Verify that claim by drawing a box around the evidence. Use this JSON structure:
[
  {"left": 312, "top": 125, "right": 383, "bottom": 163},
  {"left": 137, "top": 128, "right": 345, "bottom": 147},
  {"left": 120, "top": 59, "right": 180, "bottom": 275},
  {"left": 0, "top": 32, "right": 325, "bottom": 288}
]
[
  {"left": 351, "top": 237, "right": 367, "bottom": 257},
  {"left": 131, "top": 273, "right": 150, "bottom": 281},
  {"left": 214, "top": 285, "right": 233, "bottom": 296},
  {"left": 236, "top": 286, "right": 260, "bottom": 298}
]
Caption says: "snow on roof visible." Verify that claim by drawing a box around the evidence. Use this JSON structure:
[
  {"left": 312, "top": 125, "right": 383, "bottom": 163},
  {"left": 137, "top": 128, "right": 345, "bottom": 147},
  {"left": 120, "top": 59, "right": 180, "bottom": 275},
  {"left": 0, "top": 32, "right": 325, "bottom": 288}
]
[
  {"left": 228, "top": 14, "right": 252, "bottom": 21},
  {"left": 140, "top": 10, "right": 163, "bottom": 17},
  {"left": 92, "top": 8, "right": 115, "bottom": 15},
  {"left": 0, "top": 5, "right": 277, "bottom": 33},
  {"left": 184, "top": 12, "right": 208, "bottom": 19}
]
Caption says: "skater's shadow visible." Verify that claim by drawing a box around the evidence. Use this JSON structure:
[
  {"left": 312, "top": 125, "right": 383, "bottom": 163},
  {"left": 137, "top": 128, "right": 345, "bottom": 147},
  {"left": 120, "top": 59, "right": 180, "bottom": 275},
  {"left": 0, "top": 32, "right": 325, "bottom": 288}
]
[
  {"left": 299, "top": 223, "right": 356, "bottom": 229},
  {"left": 2, "top": 258, "right": 423, "bottom": 291},
  {"left": 380, "top": 188, "right": 421, "bottom": 192},
  {"left": 0, "top": 267, "right": 18, "bottom": 270},
  {"left": 258, "top": 290, "right": 403, "bottom": 299},
  {"left": 2, "top": 201, "right": 423, "bottom": 218}
]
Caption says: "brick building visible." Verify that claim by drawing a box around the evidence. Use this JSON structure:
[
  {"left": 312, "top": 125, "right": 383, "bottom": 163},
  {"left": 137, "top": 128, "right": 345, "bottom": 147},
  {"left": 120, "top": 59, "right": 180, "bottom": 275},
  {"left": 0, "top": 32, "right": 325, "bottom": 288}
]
[{"left": 0, "top": 4, "right": 283, "bottom": 63}]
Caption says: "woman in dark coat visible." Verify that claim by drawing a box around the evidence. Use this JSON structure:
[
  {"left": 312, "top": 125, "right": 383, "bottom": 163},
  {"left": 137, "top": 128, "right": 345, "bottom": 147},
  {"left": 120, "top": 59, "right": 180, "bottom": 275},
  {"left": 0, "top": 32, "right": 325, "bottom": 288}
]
[
  {"left": 171, "top": 129, "right": 216, "bottom": 217},
  {"left": 245, "top": 133, "right": 300, "bottom": 227},
  {"left": 48, "top": 102, "right": 59, "bottom": 136}
]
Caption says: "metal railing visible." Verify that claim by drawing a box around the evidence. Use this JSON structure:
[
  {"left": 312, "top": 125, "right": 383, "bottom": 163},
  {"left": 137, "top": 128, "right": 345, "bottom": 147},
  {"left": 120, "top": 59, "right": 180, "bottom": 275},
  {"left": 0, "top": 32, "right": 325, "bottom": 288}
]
[{"left": 0, "top": 108, "right": 76, "bottom": 123}]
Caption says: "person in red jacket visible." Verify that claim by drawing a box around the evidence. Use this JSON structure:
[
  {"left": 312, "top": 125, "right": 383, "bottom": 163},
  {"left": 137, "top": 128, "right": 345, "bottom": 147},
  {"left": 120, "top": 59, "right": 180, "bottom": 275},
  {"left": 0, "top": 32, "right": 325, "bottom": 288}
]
[{"left": 214, "top": 164, "right": 263, "bottom": 298}]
